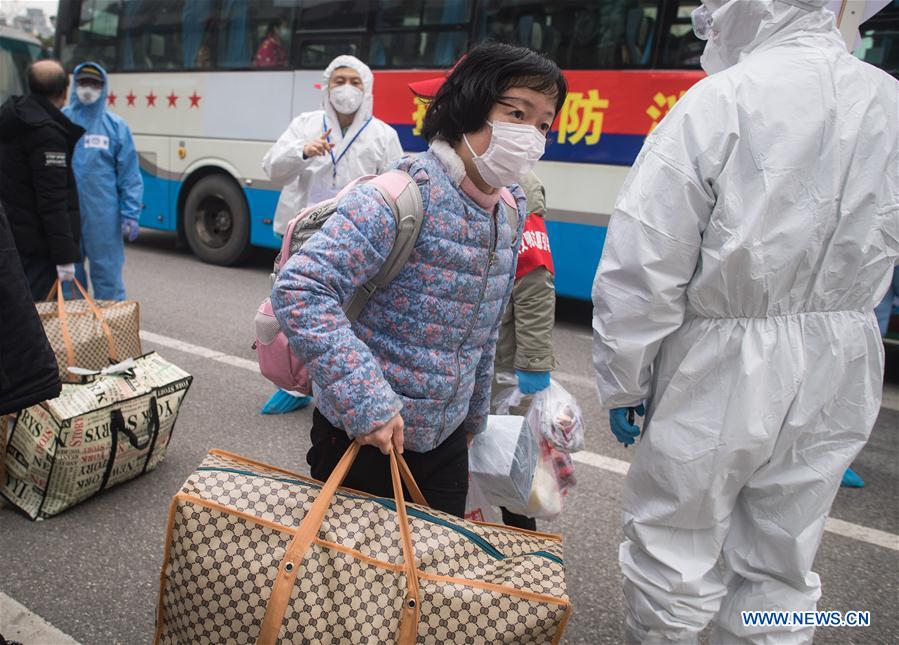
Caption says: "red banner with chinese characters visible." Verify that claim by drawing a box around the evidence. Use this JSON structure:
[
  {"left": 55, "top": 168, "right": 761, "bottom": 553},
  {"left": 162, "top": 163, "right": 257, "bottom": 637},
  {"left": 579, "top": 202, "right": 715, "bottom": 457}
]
[{"left": 372, "top": 69, "right": 706, "bottom": 166}]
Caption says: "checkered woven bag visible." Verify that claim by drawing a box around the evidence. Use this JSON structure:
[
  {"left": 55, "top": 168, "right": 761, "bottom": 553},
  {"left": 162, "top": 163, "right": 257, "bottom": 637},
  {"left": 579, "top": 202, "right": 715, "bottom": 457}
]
[
  {"left": 35, "top": 280, "right": 141, "bottom": 382},
  {"left": 155, "top": 445, "right": 571, "bottom": 644}
]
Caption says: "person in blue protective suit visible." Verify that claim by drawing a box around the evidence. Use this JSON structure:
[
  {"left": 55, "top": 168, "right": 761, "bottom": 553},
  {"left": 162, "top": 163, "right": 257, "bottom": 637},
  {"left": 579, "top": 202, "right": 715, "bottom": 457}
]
[{"left": 63, "top": 62, "right": 143, "bottom": 301}]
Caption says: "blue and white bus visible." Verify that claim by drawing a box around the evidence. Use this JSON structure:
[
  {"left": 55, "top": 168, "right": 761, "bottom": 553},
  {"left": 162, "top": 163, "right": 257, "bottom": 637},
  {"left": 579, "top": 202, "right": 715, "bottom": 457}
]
[{"left": 55, "top": 0, "right": 898, "bottom": 300}]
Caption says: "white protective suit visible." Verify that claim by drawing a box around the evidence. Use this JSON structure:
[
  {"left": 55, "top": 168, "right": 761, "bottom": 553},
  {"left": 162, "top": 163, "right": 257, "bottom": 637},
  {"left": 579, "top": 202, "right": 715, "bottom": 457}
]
[
  {"left": 592, "top": 0, "right": 899, "bottom": 643},
  {"left": 262, "top": 55, "right": 404, "bottom": 235}
]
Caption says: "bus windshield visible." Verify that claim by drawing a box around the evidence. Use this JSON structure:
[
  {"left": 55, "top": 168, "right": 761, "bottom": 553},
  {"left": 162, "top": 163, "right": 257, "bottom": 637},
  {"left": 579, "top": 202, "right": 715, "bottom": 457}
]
[{"left": 0, "top": 28, "right": 44, "bottom": 105}]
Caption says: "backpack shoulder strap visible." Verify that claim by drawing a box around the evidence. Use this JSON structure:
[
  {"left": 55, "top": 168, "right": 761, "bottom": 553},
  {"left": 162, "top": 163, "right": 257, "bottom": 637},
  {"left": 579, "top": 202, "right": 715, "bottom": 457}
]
[
  {"left": 499, "top": 187, "right": 519, "bottom": 243},
  {"left": 343, "top": 170, "right": 424, "bottom": 321}
]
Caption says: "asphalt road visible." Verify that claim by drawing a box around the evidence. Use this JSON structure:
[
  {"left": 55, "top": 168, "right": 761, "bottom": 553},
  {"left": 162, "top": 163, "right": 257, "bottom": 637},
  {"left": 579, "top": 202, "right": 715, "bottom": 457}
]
[{"left": 1, "top": 231, "right": 897, "bottom": 644}]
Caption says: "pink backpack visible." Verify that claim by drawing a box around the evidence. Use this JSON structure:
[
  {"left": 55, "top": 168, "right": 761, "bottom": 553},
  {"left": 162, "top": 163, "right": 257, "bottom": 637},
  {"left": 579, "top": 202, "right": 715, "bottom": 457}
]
[{"left": 253, "top": 170, "right": 425, "bottom": 394}]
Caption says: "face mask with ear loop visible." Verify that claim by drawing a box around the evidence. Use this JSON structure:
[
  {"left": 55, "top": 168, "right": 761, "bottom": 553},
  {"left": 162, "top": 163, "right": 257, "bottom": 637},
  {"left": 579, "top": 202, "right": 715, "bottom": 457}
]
[{"left": 463, "top": 120, "right": 547, "bottom": 189}]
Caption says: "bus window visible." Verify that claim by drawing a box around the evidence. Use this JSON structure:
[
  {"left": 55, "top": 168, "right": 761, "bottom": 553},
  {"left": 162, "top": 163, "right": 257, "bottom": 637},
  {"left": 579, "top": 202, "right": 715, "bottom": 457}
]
[
  {"left": 478, "top": 0, "right": 660, "bottom": 70},
  {"left": 658, "top": 1, "right": 702, "bottom": 68},
  {"left": 370, "top": 0, "right": 472, "bottom": 67},
  {"left": 249, "top": 3, "right": 299, "bottom": 69},
  {"left": 120, "top": 0, "right": 185, "bottom": 71},
  {"left": 0, "top": 30, "right": 43, "bottom": 104},
  {"left": 59, "top": 0, "right": 119, "bottom": 71},
  {"left": 297, "top": 0, "right": 367, "bottom": 31},
  {"left": 854, "top": 0, "right": 898, "bottom": 79},
  {"left": 296, "top": 36, "right": 362, "bottom": 68}
]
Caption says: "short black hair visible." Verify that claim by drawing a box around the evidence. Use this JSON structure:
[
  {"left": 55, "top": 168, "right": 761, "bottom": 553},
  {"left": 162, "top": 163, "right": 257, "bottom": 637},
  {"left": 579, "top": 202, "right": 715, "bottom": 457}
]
[
  {"left": 27, "top": 60, "right": 69, "bottom": 100},
  {"left": 421, "top": 42, "right": 567, "bottom": 145}
]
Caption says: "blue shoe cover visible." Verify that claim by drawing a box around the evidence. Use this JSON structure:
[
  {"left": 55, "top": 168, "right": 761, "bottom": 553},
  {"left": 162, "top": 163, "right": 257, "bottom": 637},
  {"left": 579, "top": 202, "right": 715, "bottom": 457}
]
[
  {"left": 841, "top": 467, "right": 865, "bottom": 488},
  {"left": 261, "top": 390, "right": 312, "bottom": 415}
]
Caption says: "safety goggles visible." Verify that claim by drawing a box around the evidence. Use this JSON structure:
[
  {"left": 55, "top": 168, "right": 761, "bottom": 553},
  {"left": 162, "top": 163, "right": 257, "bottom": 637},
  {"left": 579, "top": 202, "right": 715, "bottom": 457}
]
[{"left": 691, "top": 5, "right": 714, "bottom": 40}]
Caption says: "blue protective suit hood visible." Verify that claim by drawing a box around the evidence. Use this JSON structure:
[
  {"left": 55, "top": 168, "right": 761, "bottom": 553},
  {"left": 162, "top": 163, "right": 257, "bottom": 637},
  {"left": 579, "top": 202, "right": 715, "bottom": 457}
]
[
  {"left": 63, "top": 61, "right": 143, "bottom": 300},
  {"left": 68, "top": 62, "right": 110, "bottom": 121}
]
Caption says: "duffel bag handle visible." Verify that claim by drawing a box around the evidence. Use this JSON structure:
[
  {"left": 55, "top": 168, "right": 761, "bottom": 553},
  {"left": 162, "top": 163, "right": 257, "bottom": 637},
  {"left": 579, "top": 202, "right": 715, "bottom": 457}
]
[
  {"left": 257, "top": 443, "right": 422, "bottom": 644},
  {"left": 110, "top": 397, "right": 160, "bottom": 450},
  {"left": 48, "top": 278, "right": 120, "bottom": 371}
]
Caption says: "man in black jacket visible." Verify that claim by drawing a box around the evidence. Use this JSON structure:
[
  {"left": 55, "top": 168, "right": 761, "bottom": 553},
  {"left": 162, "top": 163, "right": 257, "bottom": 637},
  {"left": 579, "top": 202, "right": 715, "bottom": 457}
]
[
  {"left": 0, "top": 59, "right": 85, "bottom": 300},
  {"left": 0, "top": 199, "right": 61, "bottom": 416}
]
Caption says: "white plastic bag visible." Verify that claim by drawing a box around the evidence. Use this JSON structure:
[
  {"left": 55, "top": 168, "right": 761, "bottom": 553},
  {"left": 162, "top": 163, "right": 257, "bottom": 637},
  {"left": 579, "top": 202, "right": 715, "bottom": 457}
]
[
  {"left": 503, "top": 437, "right": 576, "bottom": 521},
  {"left": 468, "top": 415, "right": 538, "bottom": 509},
  {"left": 494, "top": 378, "right": 585, "bottom": 453},
  {"left": 464, "top": 475, "right": 501, "bottom": 524}
]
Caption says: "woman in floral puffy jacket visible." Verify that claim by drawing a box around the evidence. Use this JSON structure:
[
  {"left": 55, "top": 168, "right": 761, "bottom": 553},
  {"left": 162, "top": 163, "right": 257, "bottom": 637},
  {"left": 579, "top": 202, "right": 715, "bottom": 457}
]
[{"left": 272, "top": 43, "right": 567, "bottom": 517}]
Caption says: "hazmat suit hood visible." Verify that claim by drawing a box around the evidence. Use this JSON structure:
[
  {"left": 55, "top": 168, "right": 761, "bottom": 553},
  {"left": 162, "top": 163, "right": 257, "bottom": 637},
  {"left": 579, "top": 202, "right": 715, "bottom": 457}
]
[
  {"left": 67, "top": 61, "right": 109, "bottom": 123},
  {"left": 699, "top": 0, "right": 842, "bottom": 74},
  {"left": 321, "top": 55, "right": 374, "bottom": 150}
]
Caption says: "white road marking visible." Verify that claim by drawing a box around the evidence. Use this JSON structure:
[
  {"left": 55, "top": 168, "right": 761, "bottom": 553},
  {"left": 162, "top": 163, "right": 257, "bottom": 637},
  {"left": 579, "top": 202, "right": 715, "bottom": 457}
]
[
  {"left": 141, "top": 329, "right": 899, "bottom": 552},
  {"left": 140, "top": 330, "right": 260, "bottom": 373},
  {"left": 571, "top": 450, "right": 630, "bottom": 476},
  {"left": 554, "top": 371, "right": 596, "bottom": 390},
  {"left": 824, "top": 517, "right": 899, "bottom": 552},
  {"left": 0, "top": 592, "right": 80, "bottom": 644}
]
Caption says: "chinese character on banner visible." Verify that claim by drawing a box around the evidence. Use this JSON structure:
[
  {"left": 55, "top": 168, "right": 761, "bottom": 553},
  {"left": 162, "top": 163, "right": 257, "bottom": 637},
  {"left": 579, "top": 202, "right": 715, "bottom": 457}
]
[
  {"left": 412, "top": 97, "right": 429, "bottom": 136},
  {"left": 646, "top": 91, "right": 686, "bottom": 133},
  {"left": 557, "top": 90, "right": 610, "bottom": 145}
]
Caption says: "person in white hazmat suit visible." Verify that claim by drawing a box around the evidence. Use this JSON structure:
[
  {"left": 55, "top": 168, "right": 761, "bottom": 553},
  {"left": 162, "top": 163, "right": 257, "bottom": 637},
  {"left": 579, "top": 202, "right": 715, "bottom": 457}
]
[
  {"left": 261, "top": 55, "right": 403, "bottom": 414},
  {"left": 591, "top": 0, "right": 898, "bottom": 643}
]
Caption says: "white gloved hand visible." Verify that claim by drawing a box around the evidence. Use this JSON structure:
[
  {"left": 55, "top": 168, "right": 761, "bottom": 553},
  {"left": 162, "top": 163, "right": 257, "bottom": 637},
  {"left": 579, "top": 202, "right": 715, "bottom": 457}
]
[{"left": 56, "top": 263, "right": 76, "bottom": 282}]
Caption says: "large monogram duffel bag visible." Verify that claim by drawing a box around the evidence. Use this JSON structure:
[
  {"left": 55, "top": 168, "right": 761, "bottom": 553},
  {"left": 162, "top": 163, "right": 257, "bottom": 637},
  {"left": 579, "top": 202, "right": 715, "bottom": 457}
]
[
  {"left": 2, "top": 353, "right": 192, "bottom": 519},
  {"left": 155, "top": 444, "right": 571, "bottom": 644},
  {"left": 37, "top": 279, "right": 141, "bottom": 382}
]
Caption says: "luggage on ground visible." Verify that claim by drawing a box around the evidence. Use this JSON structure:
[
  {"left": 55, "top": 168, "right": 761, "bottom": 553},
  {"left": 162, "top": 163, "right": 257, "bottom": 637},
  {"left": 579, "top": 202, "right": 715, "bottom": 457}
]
[
  {"left": 36, "top": 279, "right": 141, "bottom": 382},
  {"left": 1, "top": 352, "right": 191, "bottom": 519},
  {"left": 155, "top": 444, "right": 570, "bottom": 644}
]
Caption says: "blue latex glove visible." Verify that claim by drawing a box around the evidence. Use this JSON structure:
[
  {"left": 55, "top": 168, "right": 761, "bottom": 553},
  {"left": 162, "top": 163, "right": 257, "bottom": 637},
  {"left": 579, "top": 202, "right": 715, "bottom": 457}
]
[
  {"left": 609, "top": 404, "right": 645, "bottom": 446},
  {"left": 841, "top": 467, "right": 865, "bottom": 488},
  {"left": 516, "top": 369, "right": 550, "bottom": 395},
  {"left": 122, "top": 218, "right": 139, "bottom": 242},
  {"left": 261, "top": 389, "right": 312, "bottom": 415}
]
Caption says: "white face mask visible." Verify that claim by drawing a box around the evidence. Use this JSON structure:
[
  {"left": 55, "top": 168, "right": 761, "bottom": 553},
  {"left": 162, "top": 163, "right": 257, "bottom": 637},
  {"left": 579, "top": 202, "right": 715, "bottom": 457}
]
[
  {"left": 463, "top": 120, "right": 547, "bottom": 189},
  {"left": 329, "top": 84, "right": 363, "bottom": 115},
  {"left": 76, "top": 86, "right": 102, "bottom": 105}
]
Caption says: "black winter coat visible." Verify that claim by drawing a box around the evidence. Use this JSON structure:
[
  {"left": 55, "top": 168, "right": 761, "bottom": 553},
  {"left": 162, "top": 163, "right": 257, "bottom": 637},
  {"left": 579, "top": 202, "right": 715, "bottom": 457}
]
[
  {"left": 0, "top": 94, "right": 84, "bottom": 264},
  {"left": 0, "top": 200, "right": 62, "bottom": 415}
]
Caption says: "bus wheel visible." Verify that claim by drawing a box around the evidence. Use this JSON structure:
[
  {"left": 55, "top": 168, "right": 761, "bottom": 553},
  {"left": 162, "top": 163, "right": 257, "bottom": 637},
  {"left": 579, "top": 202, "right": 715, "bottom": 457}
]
[{"left": 182, "top": 174, "right": 250, "bottom": 265}]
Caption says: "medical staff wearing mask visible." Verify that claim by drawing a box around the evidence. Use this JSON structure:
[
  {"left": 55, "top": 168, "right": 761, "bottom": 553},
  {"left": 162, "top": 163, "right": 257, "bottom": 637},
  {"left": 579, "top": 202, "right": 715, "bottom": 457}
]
[
  {"left": 261, "top": 55, "right": 403, "bottom": 415},
  {"left": 592, "top": 1, "right": 898, "bottom": 643},
  {"left": 263, "top": 55, "right": 403, "bottom": 237},
  {"left": 64, "top": 62, "right": 143, "bottom": 301}
]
